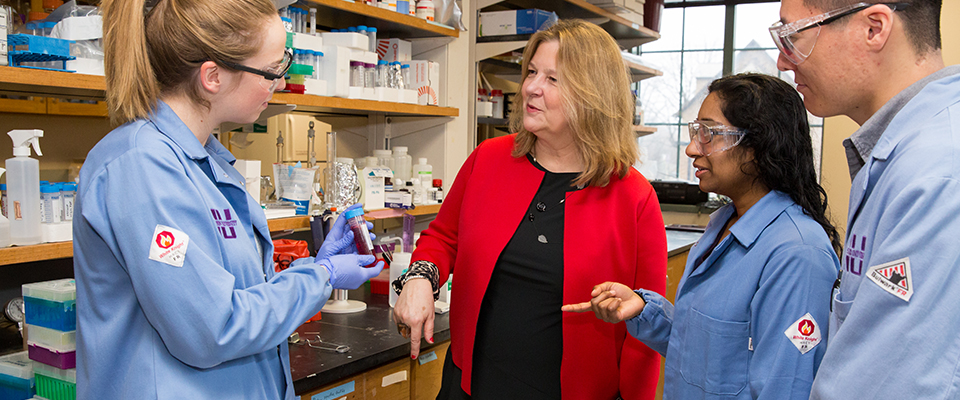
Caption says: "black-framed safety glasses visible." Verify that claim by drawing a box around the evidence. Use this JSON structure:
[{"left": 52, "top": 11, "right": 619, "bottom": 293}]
[{"left": 219, "top": 48, "right": 293, "bottom": 91}]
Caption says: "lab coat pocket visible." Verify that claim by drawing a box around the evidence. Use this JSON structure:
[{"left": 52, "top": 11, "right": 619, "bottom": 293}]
[
  {"left": 830, "top": 289, "right": 853, "bottom": 336},
  {"left": 679, "top": 307, "right": 750, "bottom": 396}
]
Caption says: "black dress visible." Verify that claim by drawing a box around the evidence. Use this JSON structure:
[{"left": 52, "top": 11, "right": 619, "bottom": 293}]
[{"left": 436, "top": 156, "right": 580, "bottom": 399}]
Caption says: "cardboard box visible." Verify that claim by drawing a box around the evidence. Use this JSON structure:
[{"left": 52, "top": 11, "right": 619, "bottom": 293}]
[
  {"left": 479, "top": 9, "right": 555, "bottom": 36},
  {"left": 409, "top": 60, "right": 440, "bottom": 106},
  {"left": 376, "top": 38, "right": 412, "bottom": 62}
]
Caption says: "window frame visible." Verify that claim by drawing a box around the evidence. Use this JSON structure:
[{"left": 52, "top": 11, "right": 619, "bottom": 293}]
[{"left": 633, "top": 0, "right": 825, "bottom": 182}]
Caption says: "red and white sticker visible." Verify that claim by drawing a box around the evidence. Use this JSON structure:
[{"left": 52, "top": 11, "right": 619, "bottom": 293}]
[
  {"left": 867, "top": 257, "right": 912, "bottom": 302},
  {"left": 784, "top": 313, "right": 821, "bottom": 354},
  {"left": 148, "top": 225, "right": 189, "bottom": 267}
]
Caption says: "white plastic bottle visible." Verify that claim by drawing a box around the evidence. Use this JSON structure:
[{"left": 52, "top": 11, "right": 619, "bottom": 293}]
[
  {"left": 7, "top": 129, "right": 44, "bottom": 246},
  {"left": 361, "top": 159, "right": 386, "bottom": 210},
  {"left": 392, "top": 146, "right": 412, "bottom": 181},
  {"left": 490, "top": 89, "right": 505, "bottom": 119},
  {"left": 374, "top": 149, "right": 394, "bottom": 172},
  {"left": 0, "top": 168, "right": 10, "bottom": 248},
  {"left": 390, "top": 251, "right": 412, "bottom": 307},
  {"left": 416, "top": 0, "right": 435, "bottom": 21},
  {"left": 412, "top": 157, "right": 432, "bottom": 194}
]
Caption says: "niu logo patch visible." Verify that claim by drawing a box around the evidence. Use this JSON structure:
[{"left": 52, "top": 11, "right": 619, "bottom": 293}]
[
  {"left": 784, "top": 313, "right": 821, "bottom": 354},
  {"left": 844, "top": 234, "right": 868, "bottom": 275},
  {"left": 211, "top": 209, "right": 238, "bottom": 239},
  {"left": 867, "top": 257, "right": 913, "bottom": 302}
]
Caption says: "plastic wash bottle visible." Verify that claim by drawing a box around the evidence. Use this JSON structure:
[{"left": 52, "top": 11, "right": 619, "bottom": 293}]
[
  {"left": 0, "top": 168, "right": 9, "bottom": 248},
  {"left": 7, "top": 129, "right": 43, "bottom": 245}
]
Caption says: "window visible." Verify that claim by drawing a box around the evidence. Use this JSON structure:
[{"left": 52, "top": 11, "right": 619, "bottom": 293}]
[{"left": 634, "top": 1, "right": 824, "bottom": 182}]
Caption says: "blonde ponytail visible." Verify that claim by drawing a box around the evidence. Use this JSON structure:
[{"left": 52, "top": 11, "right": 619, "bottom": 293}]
[
  {"left": 101, "top": 0, "right": 277, "bottom": 126},
  {"left": 102, "top": 0, "right": 160, "bottom": 126}
]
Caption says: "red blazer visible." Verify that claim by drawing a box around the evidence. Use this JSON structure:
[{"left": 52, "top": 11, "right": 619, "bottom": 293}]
[{"left": 412, "top": 134, "right": 667, "bottom": 399}]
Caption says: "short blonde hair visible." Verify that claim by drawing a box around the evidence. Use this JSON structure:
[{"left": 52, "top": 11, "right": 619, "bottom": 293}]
[
  {"left": 101, "top": 0, "right": 277, "bottom": 125},
  {"left": 509, "top": 19, "right": 637, "bottom": 188}
]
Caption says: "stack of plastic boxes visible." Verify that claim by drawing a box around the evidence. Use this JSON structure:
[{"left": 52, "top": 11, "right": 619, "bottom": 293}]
[
  {"left": 22, "top": 279, "right": 76, "bottom": 400},
  {"left": 0, "top": 352, "right": 34, "bottom": 399}
]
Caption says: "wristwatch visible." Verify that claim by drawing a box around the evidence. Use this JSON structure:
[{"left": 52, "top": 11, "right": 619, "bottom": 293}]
[{"left": 2, "top": 297, "right": 25, "bottom": 337}]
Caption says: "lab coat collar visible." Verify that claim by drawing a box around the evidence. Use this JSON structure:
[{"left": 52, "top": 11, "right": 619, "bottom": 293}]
[
  {"left": 149, "top": 100, "right": 214, "bottom": 162},
  {"left": 150, "top": 100, "right": 236, "bottom": 165},
  {"left": 685, "top": 192, "right": 792, "bottom": 282},
  {"left": 728, "top": 190, "right": 793, "bottom": 249},
  {"left": 868, "top": 66, "right": 960, "bottom": 162},
  {"left": 843, "top": 66, "right": 960, "bottom": 179},
  {"left": 204, "top": 135, "right": 237, "bottom": 166}
]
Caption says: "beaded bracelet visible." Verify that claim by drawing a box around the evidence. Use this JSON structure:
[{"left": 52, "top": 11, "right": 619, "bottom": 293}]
[{"left": 392, "top": 260, "right": 441, "bottom": 301}]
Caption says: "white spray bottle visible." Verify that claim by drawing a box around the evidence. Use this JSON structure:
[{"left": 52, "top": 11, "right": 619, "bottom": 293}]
[
  {"left": 7, "top": 129, "right": 43, "bottom": 246},
  {"left": 0, "top": 168, "right": 9, "bottom": 248}
]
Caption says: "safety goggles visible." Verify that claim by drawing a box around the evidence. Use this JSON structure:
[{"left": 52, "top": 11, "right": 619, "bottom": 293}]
[
  {"left": 219, "top": 48, "right": 293, "bottom": 92},
  {"left": 688, "top": 120, "right": 747, "bottom": 156},
  {"left": 769, "top": 2, "right": 909, "bottom": 65}
]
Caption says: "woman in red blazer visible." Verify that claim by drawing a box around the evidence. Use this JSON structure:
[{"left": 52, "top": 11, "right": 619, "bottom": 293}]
[{"left": 392, "top": 19, "right": 667, "bottom": 400}]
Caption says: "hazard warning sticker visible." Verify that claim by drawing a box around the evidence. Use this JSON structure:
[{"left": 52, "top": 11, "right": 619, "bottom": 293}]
[
  {"left": 784, "top": 313, "right": 821, "bottom": 354},
  {"left": 148, "top": 225, "right": 189, "bottom": 268},
  {"left": 866, "top": 257, "right": 912, "bottom": 302}
]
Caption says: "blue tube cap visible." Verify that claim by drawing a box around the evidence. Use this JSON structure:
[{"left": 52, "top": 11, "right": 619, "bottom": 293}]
[{"left": 343, "top": 207, "right": 365, "bottom": 220}]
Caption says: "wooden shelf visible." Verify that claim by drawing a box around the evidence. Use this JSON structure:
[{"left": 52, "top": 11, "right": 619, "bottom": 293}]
[
  {"left": 0, "top": 205, "right": 443, "bottom": 266},
  {"left": 0, "top": 66, "right": 105, "bottom": 100},
  {"left": 0, "top": 242, "right": 73, "bottom": 265},
  {"left": 268, "top": 216, "right": 314, "bottom": 232},
  {"left": 635, "top": 125, "right": 657, "bottom": 137},
  {"left": 271, "top": 93, "right": 459, "bottom": 117},
  {"left": 0, "top": 67, "right": 459, "bottom": 117},
  {"left": 625, "top": 59, "right": 662, "bottom": 83},
  {"left": 305, "top": 0, "right": 459, "bottom": 38},
  {"left": 478, "top": 56, "right": 661, "bottom": 84},
  {"left": 268, "top": 203, "right": 443, "bottom": 232},
  {"left": 479, "top": 0, "right": 659, "bottom": 48},
  {"left": 477, "top": 117, "right": 509, "bottom": 126}
]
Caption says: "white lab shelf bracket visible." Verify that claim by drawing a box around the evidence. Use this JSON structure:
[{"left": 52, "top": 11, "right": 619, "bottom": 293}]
[{"left": 476, "top": 41, "right": 528, "bottom": 61}]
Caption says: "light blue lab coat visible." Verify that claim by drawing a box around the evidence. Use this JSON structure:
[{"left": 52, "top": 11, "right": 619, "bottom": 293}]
[
  {"left": 628, "top": 191, "right": 840, "bottom": 399},
  {"left": 73, "top": 101, "right": 332, "bottom": 399},
  {"left": 810, "top": 70, "right": 960, "bottom": 399}
]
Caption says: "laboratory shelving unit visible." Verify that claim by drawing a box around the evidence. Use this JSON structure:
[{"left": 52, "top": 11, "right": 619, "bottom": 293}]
[
  {"left": 0, "top": 0, "right": 468, "bottom": 267},
  {"left": 471, "top": 0, "right": 662, "bottom": 143},
  {"left": 0, "top": 204, "right": 442, "bottom": 265}
]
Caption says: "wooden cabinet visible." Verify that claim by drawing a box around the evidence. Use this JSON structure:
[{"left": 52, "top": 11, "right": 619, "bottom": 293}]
[
  {"left": 298, "top": 341, "right": 449, "bottom": 400},
  {"left": 411, "top": 342, "right": 450, "bottom": 399}
]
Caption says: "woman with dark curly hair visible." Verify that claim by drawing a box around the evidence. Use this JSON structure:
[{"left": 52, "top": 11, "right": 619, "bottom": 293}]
[{"left": 565, "top": 73, "right": 841, "bottom": 399}]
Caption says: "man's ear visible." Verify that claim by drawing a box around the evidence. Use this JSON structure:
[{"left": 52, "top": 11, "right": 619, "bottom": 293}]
[
  {"left": 198, "top": 60, "right": 223, "bottom": 95},
  {"left": 862, "top": 4, "right": 895, "bottom": 52}
]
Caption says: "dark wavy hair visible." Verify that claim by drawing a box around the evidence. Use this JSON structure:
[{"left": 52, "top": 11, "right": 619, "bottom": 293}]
[{"left": 709, "top": 73, "right": 841, "bottom": 254}]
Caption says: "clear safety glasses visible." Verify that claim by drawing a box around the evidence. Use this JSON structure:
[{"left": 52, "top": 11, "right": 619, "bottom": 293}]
[
  {"left": 688, "top": 120, "right": 747, "bottom": 157},
  {"left": 219, "top": 48, "right": 293, "bottom": 92},
  {"left": 769, "top": 2, "right": 909, "bottom": 65}
]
